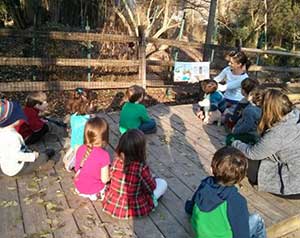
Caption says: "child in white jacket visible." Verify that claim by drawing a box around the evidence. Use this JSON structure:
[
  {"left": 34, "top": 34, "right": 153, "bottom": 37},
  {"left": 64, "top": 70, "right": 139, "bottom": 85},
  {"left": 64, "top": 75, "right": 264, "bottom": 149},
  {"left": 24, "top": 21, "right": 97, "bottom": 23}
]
[{"left": 0, "top": 99, "right": 55, "bottom": 176}]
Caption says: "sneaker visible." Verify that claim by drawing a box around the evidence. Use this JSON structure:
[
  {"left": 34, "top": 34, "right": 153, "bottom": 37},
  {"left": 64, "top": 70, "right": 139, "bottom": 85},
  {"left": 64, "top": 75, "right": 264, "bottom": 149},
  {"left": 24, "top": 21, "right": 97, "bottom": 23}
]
[
  {"left": 45, "top": 148, "right": 58, "bottom": 162},
  {"left": 45, "top": 148, "right": 55, "bottom": 157},
  {"left": 63, "top": 147, "right": 77, "bottom": 172}
]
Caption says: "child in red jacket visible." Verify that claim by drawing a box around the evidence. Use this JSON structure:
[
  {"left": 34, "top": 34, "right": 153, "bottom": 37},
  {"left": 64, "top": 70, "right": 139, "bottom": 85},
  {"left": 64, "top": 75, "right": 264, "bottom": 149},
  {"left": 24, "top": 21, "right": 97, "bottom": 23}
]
[{"left": 17, "top": 92, "right": 49, "bottom": 144}]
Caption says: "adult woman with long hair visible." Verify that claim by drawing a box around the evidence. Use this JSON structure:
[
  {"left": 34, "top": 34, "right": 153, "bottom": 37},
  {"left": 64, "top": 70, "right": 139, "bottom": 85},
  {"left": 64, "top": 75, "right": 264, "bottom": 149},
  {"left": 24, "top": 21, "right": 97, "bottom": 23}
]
[{"left": 232, "top": 89, "right": 300, "bottom": 196}]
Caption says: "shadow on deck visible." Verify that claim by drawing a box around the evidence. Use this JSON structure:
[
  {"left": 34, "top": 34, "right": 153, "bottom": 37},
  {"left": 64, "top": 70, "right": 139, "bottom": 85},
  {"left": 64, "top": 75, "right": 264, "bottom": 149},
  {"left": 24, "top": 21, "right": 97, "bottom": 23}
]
[{"left": 0, "top": 104, "right": 299, "bottom": 238}]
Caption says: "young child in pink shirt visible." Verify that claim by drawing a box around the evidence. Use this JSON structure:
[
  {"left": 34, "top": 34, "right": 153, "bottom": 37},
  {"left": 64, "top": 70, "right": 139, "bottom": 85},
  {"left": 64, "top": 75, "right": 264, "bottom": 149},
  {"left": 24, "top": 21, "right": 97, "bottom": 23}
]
[{"left": 74, "top": 117, "right": 110, "bottom": 201}]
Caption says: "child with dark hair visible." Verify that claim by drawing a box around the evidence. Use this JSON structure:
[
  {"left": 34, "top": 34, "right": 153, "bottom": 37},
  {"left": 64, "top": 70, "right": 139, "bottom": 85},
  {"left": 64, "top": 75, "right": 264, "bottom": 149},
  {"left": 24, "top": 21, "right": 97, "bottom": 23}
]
[
  {"left": 119, "top": 85, "right": 156, "bottom": 134},
  {"left": 194, "top": 79, "right": 226, "bottom": 124},
  {"left": 185, "top": 146, "right": 266, "bottom": 238},
  {"left": 74, "top": 117, "right": 110, "bottom": 201},
  {"left": 63, "top": 88, "right": 97, "bottom": 171},
  {"left": 224, "top": 78, "right": 260, "bottom": 130},
  {"left": 226, "top": 85, "right": 264, "bottom": 146},
  {"left": 17, "top": 92, "right": 49, "bottom": 145},
  {"left": 102, "top": 129, "right": 167, "bottom": 219}
]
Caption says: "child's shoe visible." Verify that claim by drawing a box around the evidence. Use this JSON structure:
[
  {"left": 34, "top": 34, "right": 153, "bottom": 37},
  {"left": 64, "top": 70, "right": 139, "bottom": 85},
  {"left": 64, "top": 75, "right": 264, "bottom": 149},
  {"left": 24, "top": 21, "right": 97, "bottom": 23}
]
[
  {"left": 45, "top": 148, "right": 58, "bottom": 162},
  {"left": 63, "top": 148, "right": 77, "bottom": 172}
]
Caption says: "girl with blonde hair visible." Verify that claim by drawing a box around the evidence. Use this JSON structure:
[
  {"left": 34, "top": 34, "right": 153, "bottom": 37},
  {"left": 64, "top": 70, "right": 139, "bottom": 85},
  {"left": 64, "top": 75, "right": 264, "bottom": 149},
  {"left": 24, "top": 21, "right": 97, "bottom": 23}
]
[{"left": 74, "top": 117, "right": 110, "bottom": 201}]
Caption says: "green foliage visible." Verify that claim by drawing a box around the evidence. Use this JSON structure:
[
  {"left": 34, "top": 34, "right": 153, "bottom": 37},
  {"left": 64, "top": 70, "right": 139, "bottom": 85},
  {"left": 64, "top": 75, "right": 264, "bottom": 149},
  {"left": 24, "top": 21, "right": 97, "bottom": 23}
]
[{"left": 218, "top": 0, "right": 300, "bottom": 53}]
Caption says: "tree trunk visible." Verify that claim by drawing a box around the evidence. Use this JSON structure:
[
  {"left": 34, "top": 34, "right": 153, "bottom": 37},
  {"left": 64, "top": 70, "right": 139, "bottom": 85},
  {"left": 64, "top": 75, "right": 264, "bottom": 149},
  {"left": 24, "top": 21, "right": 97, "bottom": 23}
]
[{"left": 204, "top": 0, "right": 217, "bottom": 60}]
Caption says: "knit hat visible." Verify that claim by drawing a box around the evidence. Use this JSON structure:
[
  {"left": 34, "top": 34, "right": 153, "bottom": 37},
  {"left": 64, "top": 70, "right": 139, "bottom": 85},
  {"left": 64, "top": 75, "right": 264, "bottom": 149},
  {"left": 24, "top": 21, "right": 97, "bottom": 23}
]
[{"left": 0, "top": 99, "right": 27, "bottom": 127}]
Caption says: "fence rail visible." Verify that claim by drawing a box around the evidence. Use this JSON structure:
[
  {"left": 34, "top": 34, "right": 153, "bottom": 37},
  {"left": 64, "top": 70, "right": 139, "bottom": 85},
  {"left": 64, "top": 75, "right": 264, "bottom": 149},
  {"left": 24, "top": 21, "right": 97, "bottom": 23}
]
[
  {"left": 0, "top": 29, "right": 138, "bottom": 43},
  {"left": 0, "top": 81, "right": 140, "bottom": 92},
  {"left": 0, "top": 57, "right": 140, "bottom": 67},
  {"left": 1, "top": 29, "right": 300, "bottom": 92}
]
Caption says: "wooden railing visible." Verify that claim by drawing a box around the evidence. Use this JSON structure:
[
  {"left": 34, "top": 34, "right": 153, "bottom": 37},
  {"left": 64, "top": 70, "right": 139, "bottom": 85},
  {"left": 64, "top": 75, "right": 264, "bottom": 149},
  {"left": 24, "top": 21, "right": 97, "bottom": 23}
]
[{"left": 1, "top": 29, "right": 300, "bottom": 92}]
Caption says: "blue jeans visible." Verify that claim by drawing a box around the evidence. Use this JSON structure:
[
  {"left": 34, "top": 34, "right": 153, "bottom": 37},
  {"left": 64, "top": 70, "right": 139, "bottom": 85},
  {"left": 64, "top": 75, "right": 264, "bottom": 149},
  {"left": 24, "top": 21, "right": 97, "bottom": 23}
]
[
  {"left": 249, "top": 213, "right": 266, "bottom": 238},
  {"left": 139, "top": 118, "right": 157, "bottom": 134}
]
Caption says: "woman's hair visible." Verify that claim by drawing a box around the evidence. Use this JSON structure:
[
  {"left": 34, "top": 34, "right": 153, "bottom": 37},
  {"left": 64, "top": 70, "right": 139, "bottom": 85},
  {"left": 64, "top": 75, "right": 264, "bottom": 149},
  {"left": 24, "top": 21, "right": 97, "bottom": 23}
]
[
  {"left": 81, "top": 117, "right": 109, "bottom": 162},
  {"left": 225, "top": 50, "right": 238, "bottom": 61},
  {"left": 126, "top": 85, "right": 145, "bottom": 103},
  {"left": 258, "top": 89, "right": 294, "bottom": 134},
  {"left": 241, "top": 78, "right": 259, "bottom": 96},
  {"left": 25, "top": 91, "right": 47, "bottom": 107},
  {"left": 66, "top": 88, "right": 97, "bottom": 115},
  {"left": 211, "top": 146, "right": 248, "bottom": 186},
  {"left": 231, "top": 51, "right": 251, "bottom": 70},
  {"left": 200, "top": 79, "right": 218, "bottom": 93},
  {"left": 115, "top": 129, "right": 146, "bottom": 173}
]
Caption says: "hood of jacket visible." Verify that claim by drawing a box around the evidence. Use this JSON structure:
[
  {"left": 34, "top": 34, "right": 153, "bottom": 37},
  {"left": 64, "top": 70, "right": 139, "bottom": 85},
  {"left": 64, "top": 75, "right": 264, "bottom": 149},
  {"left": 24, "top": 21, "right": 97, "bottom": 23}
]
[
  {"left": 194, "top": 176, "right": 237, "bottom": 212},
  {"left": 281, "top": 109, "right": 300, "bottom": 125}
]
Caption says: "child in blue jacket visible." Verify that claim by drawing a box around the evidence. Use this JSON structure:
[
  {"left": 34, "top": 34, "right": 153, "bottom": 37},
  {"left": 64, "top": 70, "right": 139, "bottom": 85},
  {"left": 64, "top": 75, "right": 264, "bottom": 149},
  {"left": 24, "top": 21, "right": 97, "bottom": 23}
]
[
  {"left": 185, "top": 146, "right": 266, "bottom": 238},
  {"left": 194, "top": 79, "right": 226, "bottom": 124}
]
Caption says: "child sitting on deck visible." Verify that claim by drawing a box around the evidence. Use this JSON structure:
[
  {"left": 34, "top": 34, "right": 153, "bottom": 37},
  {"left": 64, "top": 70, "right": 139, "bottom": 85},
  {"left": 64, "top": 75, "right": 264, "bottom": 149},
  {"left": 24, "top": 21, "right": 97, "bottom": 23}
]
[
  {"left": 185, "top": 146, "right": 266, "bottom": 238},
  {"left": 17, "top": 92, "right": 49, "bottom": 145},
  {"left": 194, "top": 79, "right": 226, "bottom": 124},
  {"left": 74, "top": 117, "right": 110, "bottom": 201},
  {"left": 102, "top": 129, "right": 167, "bottom": 219},
  {"left": 64, "top": 88, "right": 97, "bottom": 171},
  {"left": 0, "top": 99, "right": 56, "bottom": 176},
  {"left": 119, "top": 85, "right": 156, "bottom": 134},
  {"left": 225, "top": 79, "right": 263, "bottom": 145}
]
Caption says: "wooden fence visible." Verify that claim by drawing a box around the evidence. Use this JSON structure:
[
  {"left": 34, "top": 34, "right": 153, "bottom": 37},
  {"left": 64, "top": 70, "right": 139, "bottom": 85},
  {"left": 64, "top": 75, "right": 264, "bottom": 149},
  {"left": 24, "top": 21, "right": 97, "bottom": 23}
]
[{"left": 1, "top": 29, "right": 300, "bottom": 92}]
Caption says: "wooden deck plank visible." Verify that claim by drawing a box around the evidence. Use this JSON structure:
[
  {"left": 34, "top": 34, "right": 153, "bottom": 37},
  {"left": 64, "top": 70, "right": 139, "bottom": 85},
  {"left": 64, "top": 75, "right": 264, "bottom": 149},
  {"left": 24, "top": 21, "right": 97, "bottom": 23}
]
[
  {"left": 148, "top": 106, "right": 214, "bottom": 173},
  {"left": 0, "top": 176, "right": 25, "bottom": 238},
  {"left": 150, "top": 104, "right": 224, "bottom": 151},
  {"left": 56, "top": 167, "right": 110, "bottom": 238},
  {"left": 133, "top": 217, "right": 165, "bottom": 238},
  {"left": 17, "top": 173, "right": 54, "bottom": 238},
  {"left": 36, "top": 168, "right": 81, "bottom": 238},
  {"left": 93, "top": 201, "right": 137, "bottom": 238}
]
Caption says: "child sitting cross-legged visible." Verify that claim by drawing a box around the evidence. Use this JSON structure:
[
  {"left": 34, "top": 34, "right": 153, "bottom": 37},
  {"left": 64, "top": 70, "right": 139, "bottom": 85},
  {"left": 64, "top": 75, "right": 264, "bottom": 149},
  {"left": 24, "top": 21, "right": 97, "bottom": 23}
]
[
  {"left": 17, "top": 92, "right": 49, "bottom": 145},
  {"left": 102, "top": 129, "right": 167, "bottom": 219},
  {"left": 119, "top": 85, "right": 156, "bottom": 134},
  {"left": 0, "top": 99, "right": 56, "bottom": 176},
  {"left": 225, "top": 80, "right": 264, "bottom": 146},
  {"left": 74, "top": 117, "right": 110, "bottom": 201},
  {"left": 63, "top": 88, "right": 97, "bottom": 172},
  {"left": 185, "top": 146, "right": 266, "bottom": 238},
  {"left": 194, "top": 79, "right": 226, "bottom": 125},
  {"left": 223, "top": 78, "right": 260, "bottom": 131}
]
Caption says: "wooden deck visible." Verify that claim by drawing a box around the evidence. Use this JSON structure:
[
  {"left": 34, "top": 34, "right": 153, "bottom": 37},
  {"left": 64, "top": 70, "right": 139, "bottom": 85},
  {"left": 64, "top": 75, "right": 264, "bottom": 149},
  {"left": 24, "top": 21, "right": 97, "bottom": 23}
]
[{"left": 0, "top": 104, "right": 299, "bottom": 238}]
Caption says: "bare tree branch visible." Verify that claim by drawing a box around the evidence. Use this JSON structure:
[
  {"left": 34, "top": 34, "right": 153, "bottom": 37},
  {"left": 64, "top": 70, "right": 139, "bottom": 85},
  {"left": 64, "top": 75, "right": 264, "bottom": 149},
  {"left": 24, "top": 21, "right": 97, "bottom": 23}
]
[
  {"left": 121, "top": 0, "right": 138, "bottom": 36},
  {"left": 112, "top": 5, "right": 134, "bottom": 36}
]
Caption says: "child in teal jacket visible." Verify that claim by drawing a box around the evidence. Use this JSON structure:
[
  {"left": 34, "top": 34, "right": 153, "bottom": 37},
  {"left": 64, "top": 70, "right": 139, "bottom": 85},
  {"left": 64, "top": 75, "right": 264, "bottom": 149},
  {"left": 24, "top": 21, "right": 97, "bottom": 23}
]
[{"left": 185, "top": 147, "right": 266, "bottom": 238}]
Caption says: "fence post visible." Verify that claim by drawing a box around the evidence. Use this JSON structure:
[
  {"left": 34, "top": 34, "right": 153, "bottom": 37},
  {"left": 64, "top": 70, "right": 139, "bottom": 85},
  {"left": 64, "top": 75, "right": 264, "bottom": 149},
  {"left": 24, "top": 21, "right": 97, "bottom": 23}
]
[
  {"left": 138, "top": 25, "right": 146, "bottom": 89},
  {"left": 32, "top": 13, "right": 37, "bottom": 81},
  {"left": 85, "top": 19, "right": 91, "bottom": 82}
]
